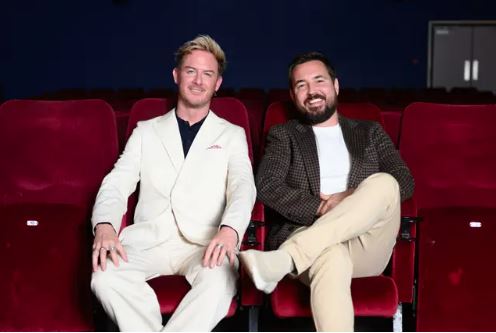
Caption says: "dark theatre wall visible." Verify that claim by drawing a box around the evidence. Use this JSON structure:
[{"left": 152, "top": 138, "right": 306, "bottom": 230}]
[{"left": 1, "top": 0, "right": 494, "bottom": 99}]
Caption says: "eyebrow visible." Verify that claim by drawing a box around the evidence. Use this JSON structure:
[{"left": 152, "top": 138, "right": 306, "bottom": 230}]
[
  {"left": 294, "top": 74, "right": 328, "bottom": 85},
  {"left": 184, "top": 66, "right": 215, "bottom": 74},
  {"left": 313, "top": 75, "right": 327, "bottom": 80}
]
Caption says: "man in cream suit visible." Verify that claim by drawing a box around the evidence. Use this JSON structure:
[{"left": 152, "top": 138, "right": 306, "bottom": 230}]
[{"left": 90, "top": 35, "right": 256, "bottom": 331}]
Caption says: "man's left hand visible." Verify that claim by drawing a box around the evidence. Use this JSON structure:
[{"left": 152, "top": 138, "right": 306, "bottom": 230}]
[
  {"left": 202, "top": 226, "right": 238, "bottom": 268},
  {"left": 318, "top": 189, "right": 355, "bottom": 216}
]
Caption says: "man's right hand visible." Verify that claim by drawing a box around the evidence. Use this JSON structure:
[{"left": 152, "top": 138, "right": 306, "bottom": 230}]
[{"left": 92, "top": 223, "right": 128, "bottom": 272}]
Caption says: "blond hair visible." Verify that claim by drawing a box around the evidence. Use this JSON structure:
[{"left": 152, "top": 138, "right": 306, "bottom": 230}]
[{"left": 175, "top": 35, "right": 226, "bottom": 75}]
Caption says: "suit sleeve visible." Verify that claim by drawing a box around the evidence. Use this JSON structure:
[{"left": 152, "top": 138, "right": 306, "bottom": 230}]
[
  {"left": 91, "top": 125, "right": 142, "bottom": 234},
  {"left": 256, "top": 125, "right": 321, "bottom": 226},
  {"left": 220, "top": 127, "right": 257, "bottom": 247},
  {"left": 372, "top": 122, "right": 415, "bottom": 201}
]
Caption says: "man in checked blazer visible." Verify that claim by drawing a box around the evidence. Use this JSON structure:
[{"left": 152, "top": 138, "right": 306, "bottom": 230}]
[
  {"left": 240, "top": 52, "right": 414, "bottom": 331},
  {"left": 90, "top": 35, "right": 256, "bottom": 331}
]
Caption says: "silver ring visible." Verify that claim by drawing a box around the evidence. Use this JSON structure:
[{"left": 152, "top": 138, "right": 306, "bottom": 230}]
[
  {"left": 109, "top": 246, "right": 116, "bottom": 252},
  {"left": 100, "top": 247, "right": 108, "bottom": 252},
  {"left": 215, "top": 243, "right": 224, "bottom": 249}
]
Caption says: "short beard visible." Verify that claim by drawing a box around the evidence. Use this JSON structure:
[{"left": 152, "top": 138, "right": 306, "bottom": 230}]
[
  {"left": 179, "top": 89, "right": 214, "bottom": 109},
  {"left": 299, "top": 104, "right": 337, "bottom": 125}
]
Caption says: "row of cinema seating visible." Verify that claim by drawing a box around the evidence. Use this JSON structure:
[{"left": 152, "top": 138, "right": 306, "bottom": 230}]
[
  {"left": 38, "top": 87, "right": 496, "bottom": 107},
  {"left": 0, "top": 98, "right": 495, "bottom": 331},
  {"left": 36, "top": 87, "right": 496, "bottom": 162}
]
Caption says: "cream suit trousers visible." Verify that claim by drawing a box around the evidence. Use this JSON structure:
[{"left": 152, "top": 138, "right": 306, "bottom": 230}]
[
  {"left": 91, "top": 223, "right": 238, "bottom": 332},
  {"left": 280, "top": 173, "right": 401, "bottom": 332}
]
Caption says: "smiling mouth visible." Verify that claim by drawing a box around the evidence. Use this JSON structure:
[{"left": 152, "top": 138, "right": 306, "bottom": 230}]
[
  {"left": 307, "top": 97, "right": 324, "bottom": 105},
  {"left": 305, "top": 93, "right": 326, "bottom": 105},
  {"left": 305, "top": 96, "right": 326, "bottom": 111},
  {"left": 189, "top": 86, "right": 205, "bottom": 94}
]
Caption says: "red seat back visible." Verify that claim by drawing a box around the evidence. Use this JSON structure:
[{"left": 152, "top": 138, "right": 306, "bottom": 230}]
[
  {"left": 267, "top": 88, "right": 291, "bottom": 104},
  {"left": 400, "top": 102, "right": 496, "bottom": 209},
  {"left": 381, "top": 111, "right": 402, "bottom": 147},
  {"left": 239, "top": 98, "right": 266, "bottom": 165},
  {"left": 0, "top": 99, "right": 117, "bottom": 205}
]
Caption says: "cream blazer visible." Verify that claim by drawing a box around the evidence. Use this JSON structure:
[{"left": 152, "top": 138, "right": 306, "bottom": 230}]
[{"left": 91, "top": 110, "right": 256, "bottom": 249}]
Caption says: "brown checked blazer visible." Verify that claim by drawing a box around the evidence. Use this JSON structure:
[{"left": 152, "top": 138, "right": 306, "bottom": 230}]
[{"left": 256, "top": 114, "right": 415, "bottom": 250}]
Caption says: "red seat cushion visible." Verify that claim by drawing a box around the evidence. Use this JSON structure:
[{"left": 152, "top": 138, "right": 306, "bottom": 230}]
[
  {"left": 0, "top": 203, "right": 94, "bottom": 331},
  {"left": 147, "top": 276, "right": 237, "bottom": 317},
  {"left": 417, "top": 207, "right": 496, "bottom": 331},
  {"left": 271, "top": 276, "right": 398, "bottom": 318},
  {"left": 400, "top": 103, "right": 496, "bottom": 209}
]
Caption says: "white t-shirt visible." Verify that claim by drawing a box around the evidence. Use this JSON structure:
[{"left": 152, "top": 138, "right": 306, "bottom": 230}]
[{"left": 312, "top": 124, "right": 350, "bottom": 195}]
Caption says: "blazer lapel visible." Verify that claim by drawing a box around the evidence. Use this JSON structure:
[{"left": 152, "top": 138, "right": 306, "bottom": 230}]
[
  {"left": 291, "top": 121, "right": 321, "bottom": 196},
  {"left": 183, "top": 111, "right": 224, "bottom": 159},
  {"left": 339, "top": 115, "right": 364, "bottom": 183},
  {"left": 177, "top": 111, "right": 225, "bottom": 175},
  {"left": 153, "top": 109, "right": 185, "bottom": 173}
]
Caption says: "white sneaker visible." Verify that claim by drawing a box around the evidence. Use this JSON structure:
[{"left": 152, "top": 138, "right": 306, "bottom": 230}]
[{"left": 239, "top": 250, "right": 289, "bottom": 294}]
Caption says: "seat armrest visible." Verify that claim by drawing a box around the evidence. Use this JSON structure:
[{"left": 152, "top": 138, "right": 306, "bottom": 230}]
[
  {"left": 392, "top": 197, "right": 420, "bottom": 303},
  {"left": 251, "top": 200, "right": 265, "bottom": 222},
  {"left": 399, "top": 198, "right": 422, "bottom": 241},
  {"left": 240, "top": 200, "right": 266, "bottom": 307},
  {"left": 242, "top": 200, "right": 265, "bottom": 250}
]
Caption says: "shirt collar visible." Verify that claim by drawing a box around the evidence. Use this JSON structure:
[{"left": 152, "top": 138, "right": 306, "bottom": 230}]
[{"left": 175, "top": 111, "right": 208, "bottom": 129}]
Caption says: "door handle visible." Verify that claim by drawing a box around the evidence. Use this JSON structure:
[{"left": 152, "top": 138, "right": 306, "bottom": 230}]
[
  {"left": 464, "top": 60, "right": 470, "bottom": 81},
  {"left": 472, "top": 59, "right": 479, "bottom": 81}
]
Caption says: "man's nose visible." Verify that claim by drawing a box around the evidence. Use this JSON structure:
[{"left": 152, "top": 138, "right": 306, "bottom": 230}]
[
  {"left": 193, "top": 73, "right": 202, "bottom": 85},
  {"left": 307, "top": 83, "right": 318, "bottom": 95}
]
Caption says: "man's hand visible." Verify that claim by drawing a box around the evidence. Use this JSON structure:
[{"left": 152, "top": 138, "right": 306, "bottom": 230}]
[
  {"left": 317, "top": 189, "right": 355, "bottom": 216},
  {"left": 202, "top": 226, "right": 238, "bottom": 269},
  {"left": 92, "top": 223, "right": 128, "bottom": 272}
]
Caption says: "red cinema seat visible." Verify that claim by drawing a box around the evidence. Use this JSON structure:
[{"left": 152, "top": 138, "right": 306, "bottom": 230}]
[
  {"left": 239, "top": 98, "right": 266, "bottom": 166},
  {"left": 238, "top": 88, "right": 267, "bottom": 101},
  {"left": 400, "top": 102, "right": 496, "bottom": 331},
  {"left": 124, "top": 97, "right": 264, "bottom": 329},
  {"left": 261, "top": 101, "right": 418, "bottom": 331},
  {"left": 267, "top": 88, "right": 291, "bottom": 104},
  {"left": 0, "top": 99, "right": 118, "bottom": 331},
  {"left": 381, "top": 110, "right": 402, "bottom": 147}
]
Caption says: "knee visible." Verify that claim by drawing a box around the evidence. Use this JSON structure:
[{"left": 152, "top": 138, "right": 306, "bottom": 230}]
[
  {"left": 195, "top": 265, "right": 238, "bottom": 297},
  {"left": 91, "top": 269, "right": 117, "bottom": 299},
  {"left": 371, "top": 172, "right": 398, "bottom": 187},
  {"left": 366, "top": 173, "right": 400, "bottom": 197}
]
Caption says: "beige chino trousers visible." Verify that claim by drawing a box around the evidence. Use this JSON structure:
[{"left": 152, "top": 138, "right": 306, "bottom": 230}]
[
  {"left": 91, "top": 224, "right": 238, "bottom": 332},
  {"left": 280, "top": 172, "right": 401, "bottom": 331}
]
